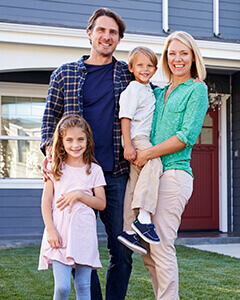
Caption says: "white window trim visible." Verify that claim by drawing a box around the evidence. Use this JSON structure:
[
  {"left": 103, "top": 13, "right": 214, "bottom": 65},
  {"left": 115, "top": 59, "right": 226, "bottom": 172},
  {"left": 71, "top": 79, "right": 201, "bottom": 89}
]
[{"left": 0, "top": 82, "right": 48, "bottom": 189}]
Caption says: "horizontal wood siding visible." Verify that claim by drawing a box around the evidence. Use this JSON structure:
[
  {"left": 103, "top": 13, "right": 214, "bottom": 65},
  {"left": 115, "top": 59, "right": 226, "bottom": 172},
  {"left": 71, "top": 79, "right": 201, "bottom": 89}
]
[
  {"left": 0, "top": 188, "right": 107, "bottom": 239},
  {"left": 168, "top": 0, "right": 213, "bottom": 38},
  {"left": 220, "top": 0, "right": 240, "bottom": 40},
  {"left": 0, "top": 189, "right": 44, "bottom": 237},
  {"left": 0, "top": 0, "right": 162, "bottom": 35},
  {"left": 232, "top": 71, "right": 240, "bottom": 232}
]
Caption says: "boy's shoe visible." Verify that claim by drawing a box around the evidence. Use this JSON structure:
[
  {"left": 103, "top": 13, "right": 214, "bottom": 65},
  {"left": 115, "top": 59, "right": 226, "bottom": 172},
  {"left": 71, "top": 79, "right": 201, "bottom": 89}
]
[
  {"left": 117, "top": 232, "right": 147, "bottom": 255},
  {"left": 131, "top": 218, "right": 160, "bottom": 245}
]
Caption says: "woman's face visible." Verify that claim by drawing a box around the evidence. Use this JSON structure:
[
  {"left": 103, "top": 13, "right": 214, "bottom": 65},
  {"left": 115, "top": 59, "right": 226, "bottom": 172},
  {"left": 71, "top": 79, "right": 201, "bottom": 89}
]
[{"left": 167, "top": 39, "right": 194, "bottom": 81}]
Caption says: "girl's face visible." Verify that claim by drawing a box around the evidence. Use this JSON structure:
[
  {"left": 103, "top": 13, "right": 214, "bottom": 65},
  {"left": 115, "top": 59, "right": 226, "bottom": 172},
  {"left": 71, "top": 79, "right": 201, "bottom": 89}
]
[
  {"left": 128, "top": 52, "right": 157, "bottom": 84},
  {"left": 167, "top": 39, "right": 194, "bottom": 81},
  {"left": 62, "top": 127, "right": 87, "bottom": 163}
]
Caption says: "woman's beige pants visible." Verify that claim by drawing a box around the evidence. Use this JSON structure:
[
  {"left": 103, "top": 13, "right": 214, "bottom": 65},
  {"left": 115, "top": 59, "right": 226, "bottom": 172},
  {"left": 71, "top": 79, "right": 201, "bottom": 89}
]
[{"left": 142, "top": 169, "right": 193, "bottom": 300}]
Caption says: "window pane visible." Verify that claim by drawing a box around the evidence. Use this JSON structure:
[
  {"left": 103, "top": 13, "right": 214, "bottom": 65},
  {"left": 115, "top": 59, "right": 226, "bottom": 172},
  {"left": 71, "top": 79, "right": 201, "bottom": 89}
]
[
  {"left": 0, "top": 139, "right": 44, "bottom": 178},
  {"left": 203, "top": 113, "right": 213, "bottom": 127},
  {"left": 201, "top": 128, "right": 213, "bottom": 144},
  {"left": 1, "top": 96, "right": 45, "bottom": 137}
]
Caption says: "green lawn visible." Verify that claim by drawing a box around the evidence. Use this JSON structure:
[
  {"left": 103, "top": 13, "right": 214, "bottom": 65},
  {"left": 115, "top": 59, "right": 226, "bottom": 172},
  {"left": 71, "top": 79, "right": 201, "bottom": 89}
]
[{"left": 0, "top": 244, "right": 240, "bottom": 299}]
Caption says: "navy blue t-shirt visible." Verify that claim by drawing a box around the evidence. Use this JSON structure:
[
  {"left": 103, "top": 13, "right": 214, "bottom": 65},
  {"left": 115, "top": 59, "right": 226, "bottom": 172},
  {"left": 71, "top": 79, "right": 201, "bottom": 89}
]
[{"left": 83, "top": 62, "right": 115, "bottom": 172}]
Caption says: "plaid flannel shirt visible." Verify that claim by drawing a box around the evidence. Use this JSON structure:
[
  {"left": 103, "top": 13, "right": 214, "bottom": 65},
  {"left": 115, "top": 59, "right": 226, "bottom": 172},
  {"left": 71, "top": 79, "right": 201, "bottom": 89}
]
[{"left": 41, "top": 55, "right": 133, "bottom": 177}]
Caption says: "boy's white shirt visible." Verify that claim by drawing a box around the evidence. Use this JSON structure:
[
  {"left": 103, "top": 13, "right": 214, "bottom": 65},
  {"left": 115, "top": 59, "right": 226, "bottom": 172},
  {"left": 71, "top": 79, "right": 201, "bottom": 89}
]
[{"left": 119, "top": 80, "right": 156, "bottom": 141}]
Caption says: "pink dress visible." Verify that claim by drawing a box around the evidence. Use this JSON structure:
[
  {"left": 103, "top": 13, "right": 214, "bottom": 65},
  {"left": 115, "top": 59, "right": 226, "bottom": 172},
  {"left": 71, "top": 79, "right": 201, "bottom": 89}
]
[{"left": 38, "top": 162, "right": 106, "bottom": 270}]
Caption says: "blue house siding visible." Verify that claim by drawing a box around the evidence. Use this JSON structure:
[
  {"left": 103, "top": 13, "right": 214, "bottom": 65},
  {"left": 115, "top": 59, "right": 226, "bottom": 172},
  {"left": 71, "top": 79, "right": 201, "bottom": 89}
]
[
  {"left": 168, "top": 0, "right": 213, "bottom": 38},
  {"left": 232, "top": 71, "right": 240, "bottom": 232},
  {"left": 0, "top": 189, "right": 44, "bottom": 237},
  {"left": 220, "top": 0, "right": 240, "bottom": 40},
  {"left": 0, "top": 0, "right": 162, "bottom": 35}
]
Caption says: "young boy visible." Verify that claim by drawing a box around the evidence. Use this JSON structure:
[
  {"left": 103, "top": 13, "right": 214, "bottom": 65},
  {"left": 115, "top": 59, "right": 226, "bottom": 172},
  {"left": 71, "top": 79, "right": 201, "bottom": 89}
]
[{"left": 117, "top": 47, "right": 163, "bottom": 255}]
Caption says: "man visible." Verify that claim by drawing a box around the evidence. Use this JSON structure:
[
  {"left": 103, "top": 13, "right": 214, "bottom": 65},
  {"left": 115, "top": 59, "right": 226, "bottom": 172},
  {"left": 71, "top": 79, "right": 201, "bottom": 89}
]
[{"left": 41, "top": 8, "right": 133, "bottom": 300}]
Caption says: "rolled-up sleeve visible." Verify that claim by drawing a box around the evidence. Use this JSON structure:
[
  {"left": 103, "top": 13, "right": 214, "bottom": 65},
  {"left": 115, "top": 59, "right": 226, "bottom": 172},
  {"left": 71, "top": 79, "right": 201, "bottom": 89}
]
[{"left": 176, "top": 83, "right": 208, "bottom": 148}]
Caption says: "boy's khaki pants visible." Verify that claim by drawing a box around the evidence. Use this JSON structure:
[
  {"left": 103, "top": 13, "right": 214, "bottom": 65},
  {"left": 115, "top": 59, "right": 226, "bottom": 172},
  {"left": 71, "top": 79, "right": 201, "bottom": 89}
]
[
  {"left": 123, "top": 135, "right": 163, "bottom": 231},
  {"left": 142, "top": 169, "right": 193, "bottom": 299}
]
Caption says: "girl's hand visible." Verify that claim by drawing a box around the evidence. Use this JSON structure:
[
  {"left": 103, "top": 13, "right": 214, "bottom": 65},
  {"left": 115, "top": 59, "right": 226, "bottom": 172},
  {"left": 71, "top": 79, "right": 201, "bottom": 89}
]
[
  {"left": 124, "top": 144, "right": 137, "bottom": 162},
  {"left": 57, "top": 190, "right": 82, "bottom": 213},
  {"left": 133, "top": 149, "right": 149, "bottom": 167},
  {"left": 47, "top": 228, "right": 62, "bottom": 249}
]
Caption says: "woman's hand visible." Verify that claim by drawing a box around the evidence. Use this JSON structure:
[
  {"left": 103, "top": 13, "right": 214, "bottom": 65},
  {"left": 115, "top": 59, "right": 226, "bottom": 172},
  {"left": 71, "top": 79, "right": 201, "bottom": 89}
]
[
  {"left": 47, "top": 227, "right": 62, "bottom": 249},
  {"left": 133, "top": 149, "right": 149, "bottom": 167},
  {"left": 56, "top": 190, "right": 82, "bottom": 213}
]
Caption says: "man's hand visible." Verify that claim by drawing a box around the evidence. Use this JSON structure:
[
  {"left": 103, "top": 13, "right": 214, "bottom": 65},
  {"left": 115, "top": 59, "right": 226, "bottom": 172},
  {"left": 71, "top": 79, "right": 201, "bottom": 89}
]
[
  {"left": 41, "top": 146, "right": 52, "bottom": 182},
  {"left": 47, "top": 227, "right": 62, "bottom": 249},
  {"left": 56, "top": 190, "right": 81, "bottom": 213},
  {"left": 124, "top": 144, "right": 137, "bottom": 163}
]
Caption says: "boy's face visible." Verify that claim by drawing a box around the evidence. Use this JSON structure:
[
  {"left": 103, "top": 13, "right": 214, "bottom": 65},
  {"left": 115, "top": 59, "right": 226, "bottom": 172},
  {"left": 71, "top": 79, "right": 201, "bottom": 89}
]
[{"left": 128, "top": 52, "right": 157, "bottom": 84}]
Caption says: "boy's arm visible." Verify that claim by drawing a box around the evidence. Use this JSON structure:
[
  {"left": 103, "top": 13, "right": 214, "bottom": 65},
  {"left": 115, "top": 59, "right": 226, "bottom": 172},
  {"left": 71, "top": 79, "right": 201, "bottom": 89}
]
[
  {"left": 41, "top": 180, "right": 62, "bottom": 248},
  {"left": 121, "top": 118, "right": 137, "bottom": 162}
]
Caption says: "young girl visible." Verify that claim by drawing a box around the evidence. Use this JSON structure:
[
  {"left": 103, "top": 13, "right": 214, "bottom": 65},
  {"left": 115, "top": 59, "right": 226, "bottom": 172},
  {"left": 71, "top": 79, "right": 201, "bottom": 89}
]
[{"left": 38, "top": 115, "right": 106, "bottom": 300}]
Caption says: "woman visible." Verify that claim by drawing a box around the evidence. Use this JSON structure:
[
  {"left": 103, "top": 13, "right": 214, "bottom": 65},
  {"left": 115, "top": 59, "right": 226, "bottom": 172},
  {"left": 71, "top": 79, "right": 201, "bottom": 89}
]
[{"left": 133, "top": 31, "right": 209, "bottom": 299}]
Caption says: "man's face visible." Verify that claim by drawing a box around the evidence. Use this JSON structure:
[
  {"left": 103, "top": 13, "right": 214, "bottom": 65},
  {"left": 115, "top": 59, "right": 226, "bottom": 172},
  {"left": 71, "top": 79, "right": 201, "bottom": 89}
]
[{"left": 87, "top": 16, "right": 121, "bottom": 59}]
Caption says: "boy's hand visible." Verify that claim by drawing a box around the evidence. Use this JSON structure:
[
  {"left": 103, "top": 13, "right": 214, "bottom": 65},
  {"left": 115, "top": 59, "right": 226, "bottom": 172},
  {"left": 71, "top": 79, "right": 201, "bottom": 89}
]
[
  {"left": 124, "top": 144, "right": 137, "bottom": 162},
  {"left": 47, "top": 228, "right": 62, "bottom": 249}
]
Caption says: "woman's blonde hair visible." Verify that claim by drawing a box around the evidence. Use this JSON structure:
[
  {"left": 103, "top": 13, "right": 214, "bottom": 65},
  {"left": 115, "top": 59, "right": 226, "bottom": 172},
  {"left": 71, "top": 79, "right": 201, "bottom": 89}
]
[
  {"left": 51, "top": 115, "right": 98, "bottom": 181},
  {"left": 160, "top": 31, "right": 206, "bottom": 83},
  {"left": 128, "top": 46, "right": 158, "bottom": 68}
]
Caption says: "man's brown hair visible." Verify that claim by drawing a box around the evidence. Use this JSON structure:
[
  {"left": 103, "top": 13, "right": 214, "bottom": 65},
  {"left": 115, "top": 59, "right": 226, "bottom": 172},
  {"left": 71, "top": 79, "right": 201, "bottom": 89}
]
[{"left": 87, "top": 7, "right": 126, "bottom": 39}]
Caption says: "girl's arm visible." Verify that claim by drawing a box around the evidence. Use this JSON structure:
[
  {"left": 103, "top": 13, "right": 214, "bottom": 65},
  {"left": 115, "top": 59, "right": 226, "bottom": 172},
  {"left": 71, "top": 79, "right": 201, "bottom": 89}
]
[
  {"left": 41, "top": 180, "right": 62, "bottom": 248},
  {"left": 134, "top": 135, "right": 185, "bottom": 167},
  {"left": 56, "top": 186, "right": 106, "bottom": 212},
  {"left": 121, "top": 118, "right": 136, "bottom": 162}
]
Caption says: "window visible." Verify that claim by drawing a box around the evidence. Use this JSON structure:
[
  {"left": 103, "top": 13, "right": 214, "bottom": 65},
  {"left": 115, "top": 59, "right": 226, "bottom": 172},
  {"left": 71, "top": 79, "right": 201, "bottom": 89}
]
[{"left": 0, "top": 83, "right": 48, "bottom": 187}]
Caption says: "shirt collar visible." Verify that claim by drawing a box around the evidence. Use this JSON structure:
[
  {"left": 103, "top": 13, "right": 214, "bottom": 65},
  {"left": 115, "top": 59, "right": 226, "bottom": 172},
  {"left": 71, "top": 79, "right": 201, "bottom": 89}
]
[{"left": 77, "top": 55, "right": 118, "bottom": 71}]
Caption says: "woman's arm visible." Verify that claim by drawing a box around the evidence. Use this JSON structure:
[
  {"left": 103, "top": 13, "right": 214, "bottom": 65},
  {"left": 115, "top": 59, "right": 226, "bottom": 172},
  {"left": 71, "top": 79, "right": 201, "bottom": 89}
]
[
  {"left": 56, "top": 186, "right": 106, "bottom": 212},
  {"left": 134, "top": 135, "right": 186, "bottom": 167},
  {"left": 135, "top": 83, "right": 208, "bottom": 167},
  {"left": 41, "top": 180, "right": 62, "bottom": 248}
]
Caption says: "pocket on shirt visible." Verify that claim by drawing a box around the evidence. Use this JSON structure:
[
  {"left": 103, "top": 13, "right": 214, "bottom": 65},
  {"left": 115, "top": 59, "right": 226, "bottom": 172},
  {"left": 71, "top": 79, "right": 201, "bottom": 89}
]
[{"left": 167, "top": 104, "right": 185, "bottom": 126}]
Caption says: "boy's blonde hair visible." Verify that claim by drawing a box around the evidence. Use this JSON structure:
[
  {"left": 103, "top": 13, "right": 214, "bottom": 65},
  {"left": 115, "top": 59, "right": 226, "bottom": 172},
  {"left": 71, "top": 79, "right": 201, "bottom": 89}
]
[
  {"left": 160, "top": 31, "right": 206, "bottom": 83},
  {"left": 51, "top": 115, "right": 98, "bottom": 181},
  {"left": 128, "top": 46, "right": 158, "bottom": 68}
]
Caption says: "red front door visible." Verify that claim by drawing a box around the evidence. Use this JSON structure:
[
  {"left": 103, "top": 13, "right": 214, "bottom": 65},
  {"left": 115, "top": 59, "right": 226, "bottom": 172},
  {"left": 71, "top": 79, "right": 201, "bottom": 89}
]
[{"left": 180, "top": 109, "right": 219, "bottom": 230}]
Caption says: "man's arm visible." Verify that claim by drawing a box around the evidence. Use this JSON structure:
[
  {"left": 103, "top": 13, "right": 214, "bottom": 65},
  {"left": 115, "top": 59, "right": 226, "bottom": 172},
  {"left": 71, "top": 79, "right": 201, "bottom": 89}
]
[{"left": 40, "top": 69, "right": 64, "bottom": 155}]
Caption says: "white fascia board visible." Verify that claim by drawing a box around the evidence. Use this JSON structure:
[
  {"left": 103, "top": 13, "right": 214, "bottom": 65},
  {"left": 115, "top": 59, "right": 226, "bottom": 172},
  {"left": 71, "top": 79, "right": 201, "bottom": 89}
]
[
  {"left": 0, "top": 22, "right": 240, "bottom": 62},
  {"left": 0, "top": 179, "right": 44, "bottom": 189}
]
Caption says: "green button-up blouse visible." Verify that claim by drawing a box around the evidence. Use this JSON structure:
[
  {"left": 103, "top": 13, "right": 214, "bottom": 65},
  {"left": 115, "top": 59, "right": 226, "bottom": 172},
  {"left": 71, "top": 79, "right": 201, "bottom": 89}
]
[{"left": 151, "top": 78, "right": 208, "bottom": 177}]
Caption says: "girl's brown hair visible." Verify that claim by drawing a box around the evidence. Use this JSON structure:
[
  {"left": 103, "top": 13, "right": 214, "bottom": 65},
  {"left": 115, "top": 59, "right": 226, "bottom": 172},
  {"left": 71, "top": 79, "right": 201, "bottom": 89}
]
[{"left": 51, "top": 115, "right": 98, "bottom": 181}]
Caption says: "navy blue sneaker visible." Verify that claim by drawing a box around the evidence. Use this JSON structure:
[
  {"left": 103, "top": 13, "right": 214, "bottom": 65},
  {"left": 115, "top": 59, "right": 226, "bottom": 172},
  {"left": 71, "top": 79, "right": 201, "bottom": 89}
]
[
  {"left": 117, "top": 232, "right": 147, "bottom": 255},
  {"left": 132, "top": 218, "right": 160, "bottom": 245}
]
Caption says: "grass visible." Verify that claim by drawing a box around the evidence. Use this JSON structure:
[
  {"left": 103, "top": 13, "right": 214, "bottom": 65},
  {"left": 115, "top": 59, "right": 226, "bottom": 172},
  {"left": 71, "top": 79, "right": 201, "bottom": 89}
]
[{"left": 0, "top": 244, "right": 240, "bottom": 299}]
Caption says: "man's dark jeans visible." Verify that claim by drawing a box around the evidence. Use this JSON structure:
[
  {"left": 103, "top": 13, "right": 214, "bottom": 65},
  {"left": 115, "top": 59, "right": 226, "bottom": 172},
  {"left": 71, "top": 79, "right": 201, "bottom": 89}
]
[{"left": 91, "top": 172, "right": 133, "bottom": 300}]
